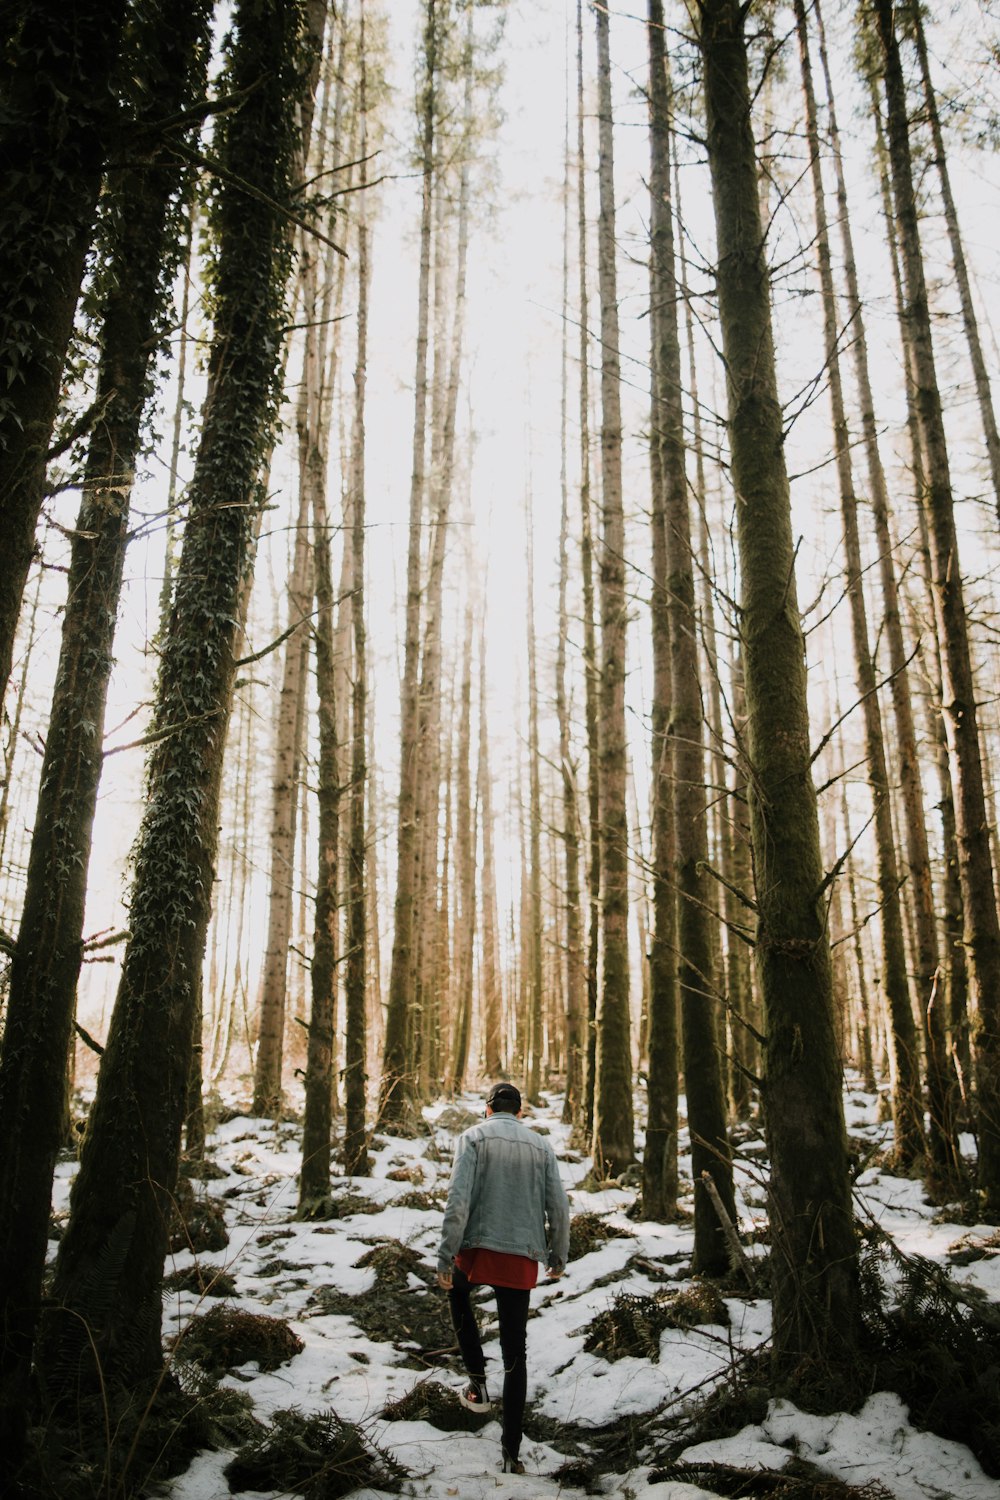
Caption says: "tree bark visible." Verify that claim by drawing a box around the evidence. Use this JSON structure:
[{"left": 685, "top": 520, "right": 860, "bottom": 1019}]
[
  {"left": 698, "top": 0, "right": 860, "bottom": 1368},
  {"left": 796, "top": 0, "right": 924, "bottom": 1169},
  {"left": 576, "top": 0, "right": 601, "bottom": 1139},
  {"left": 874, "top": 0, "right": 1000, "bottom": 1213},
  {"left": 591, "top": 0, "right": 635, "bottom": 1178},
  {"left": 381, "top": 0, "right": 438, "bottom": 1123}
]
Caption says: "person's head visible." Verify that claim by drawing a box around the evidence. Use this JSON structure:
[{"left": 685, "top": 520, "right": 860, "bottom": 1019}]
[{"left": 485, "top": 1082, "right": 522, "bottom": 1117}]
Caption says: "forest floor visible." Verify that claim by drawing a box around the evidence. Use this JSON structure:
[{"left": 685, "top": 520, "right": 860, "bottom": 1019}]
[{"left": 49, "top": 1080, "right": 1000, "bottom": 1500}]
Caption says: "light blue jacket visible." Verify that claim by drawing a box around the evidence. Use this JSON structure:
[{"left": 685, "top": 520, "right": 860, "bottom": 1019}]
[{"left": 438, "top": 1112, "right": 570, "bottom": 1274}]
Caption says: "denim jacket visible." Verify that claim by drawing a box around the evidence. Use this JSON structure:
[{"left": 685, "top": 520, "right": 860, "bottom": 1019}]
[{"left": 437, "top": 1112, "right": 570, "bottom": 1274}]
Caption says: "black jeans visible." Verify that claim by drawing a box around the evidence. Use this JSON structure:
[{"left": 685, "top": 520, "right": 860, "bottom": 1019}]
[{"left": 448, "top": 1266, "right": 530, "bottom": 1460}]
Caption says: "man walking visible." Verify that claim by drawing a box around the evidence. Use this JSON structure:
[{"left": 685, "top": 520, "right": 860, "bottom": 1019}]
[{"left": 437, "top": 1082, "right": 571, "bottom": 1475}]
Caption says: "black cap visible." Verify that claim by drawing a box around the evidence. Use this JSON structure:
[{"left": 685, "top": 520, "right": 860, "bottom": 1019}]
[{"left": 486, "top": 1082, "right": 521, "bottom": 1114}]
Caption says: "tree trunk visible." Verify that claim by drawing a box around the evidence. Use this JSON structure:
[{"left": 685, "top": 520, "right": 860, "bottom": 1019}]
[
  {"left": 449, "top": 609, "right": 476, "bottom": 1093},
  {"left": 557, "top": 149, "right": 586, "bottom": 1119},
  {"left": 478, "top": 618, "right": 503, "bottom": 1079},
  {"left": 526, "top": 509, "right": 544, "bottom": 1103},
  {"left": 0, "top": 0, "right": 211, "bottom": 1457},
  {"left": 591, "top": 0, "right": 635, "bottom": 1178},
  {"left": 698, "top": 0, "right": 860, "bottom": 1369},
  {"left": 874, "top": 0, "right": 1000, "bottom": 1213},
  {"left": 796, "top": 0, "right": 924, "bottom": 1169},
  {"left": 39, "top": 0, "right": 310, "bottom": 1398},
  {"left": 576, "top": 0, "right": 601, "bottom": 1140},
  {"left": 343, "top": 84, "right": 371, "bottom": 1174},
  {"left": 0, "top": 0, "right": 127, "bottom": 705},
  {"left": 813, "top": 0, "right": 958, "bottom": 1183},
  {"left": 252, "top": 488, "right": 313, "bottom": 1116},
  {"left": 906, "top": 0, "right": 1000, "bottom": 523},
  {"left": 381, "top": 0, "right": 438, "bottom": 1123}
]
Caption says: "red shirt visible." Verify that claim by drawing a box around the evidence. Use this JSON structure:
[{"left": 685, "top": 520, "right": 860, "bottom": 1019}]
[{"left": 455, "top": 1246, "right": 538, "bottom": 1290}]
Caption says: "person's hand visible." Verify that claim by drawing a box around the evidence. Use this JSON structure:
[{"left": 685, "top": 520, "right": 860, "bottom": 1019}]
[
  {"left": 437, "top": 1268, "right": 453, "bottom": 1290},
  {"left": 545, "top": 1265, "right": 564, "bottom": 1281}
]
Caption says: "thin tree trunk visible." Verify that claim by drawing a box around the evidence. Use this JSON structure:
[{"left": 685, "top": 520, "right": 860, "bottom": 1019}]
[
  {"left": 343, "top": 56, "right": 371, "bottom": 1173},
  {"left": 478, "top": 617, "right": 503, "bottom": 1079},
  {"left": 813, "top": 0, "right": 958, "bottom": 1183},
  {"left": 698, "top": 0, "right": 860, "bottom": 1369},
  {"left": 381, "top": 0, "right": 437, "bottom": 1123},
  {"left": 874, "top": 0, "right": 1000, "bottom": 1213},
  {"left": 253, "top": 487, "right": 313, "bottom": 1116},
  {"left": 592, "top": 0, "right": 635, "bottom": 1177},
  {"left": 576, "top": 0, "right": 601, "bottom": 1139},
  {"left": 557, "top": 147, "right": 586, "bottom": 1118},
  {"left": 796, "top": 0, "right": 924, "bottom": 1169},
  {"left": 450, "top": 608, "right": 476, "bottom": 1092},
  {"left": 526, "top": 506, "right": 544, "bottom": 1103},
  {"left": 906, "top": 0, "right": 1000, "bottom": 523}
]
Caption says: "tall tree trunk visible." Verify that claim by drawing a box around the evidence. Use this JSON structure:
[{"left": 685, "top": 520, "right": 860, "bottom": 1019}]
[
  {"left": 253, "top": 489, "right": 313, "bottom": 1115},
  {"left": 813, "top": 0, "right": 958, "bottom": 1183},
  {"left": 649, "top": 0, "right": 733, "bottom": 1253},
  {"left": 0, "top": 0, "right": 127, "bottom": 706},
  {"left": 343, "top": 69, "right": 371, "bottom": 1173},
  {"left": 698, "top": 0, "right": 860, "bottom": 1369},
  {"left": 0, "top": 0, "right": 211, "bottom": 1458},
  {"left": 795, "top": 0, "right": 924, "bottom": 1170},
  {"left": 39, "top": 0, "right": 310, "bottom": 1397},
  {"left": 644, "top": 0, "right": 680, "bottom": 1223},
  {"left": 381, "top": 0, "right": 438, "bottom": 1122},
  {"left": 591, "top": 0, "right": 635, "bottom": 1178},
  {"left": 450, "top": 609, "right": 476, "bottom": 1093},
  {"left": 576, "top": 0, "right": 601, "bottom": 1139},
  {"left": 526, "top": 508, "right": 544, "bottom": 1104},
  {"left": 874, "top": 0, "right": 1000, "bottom": 1213},
  {"left": 478, "top": 617, "right": 503, "bottom": 1079},
  {"left": 557, "top": 152, "right": 586, "bottom": 1118}
]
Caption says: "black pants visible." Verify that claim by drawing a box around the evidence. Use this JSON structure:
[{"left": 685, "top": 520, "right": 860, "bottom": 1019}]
[{"left": 448, "top": 1266, "right": 530, "bottom": 1460}]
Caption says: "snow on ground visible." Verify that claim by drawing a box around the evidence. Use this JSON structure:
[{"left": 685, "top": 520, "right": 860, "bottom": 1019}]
[{"left": 48, "top": 1083, "right": 1000, "bottom": 1499}]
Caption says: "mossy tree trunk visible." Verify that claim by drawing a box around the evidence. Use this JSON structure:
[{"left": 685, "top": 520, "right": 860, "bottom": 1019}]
[
  {"left": 0, "top": 0, "right": 211, "bottom": 1466},
  {"left": 39, "top": 0, "right": 310, "bottom": 1397},
  {"left": 591, "top": 0, "right": 635, "bottom": 1177},
  {"left": 0, "top": 0, "right": 127, "bottom": 707},
  {"left": 478, "top": 620, "right": 503, "bottom": 1079},
  {"left": 698, "top": 0, "right": 860, "bottom": 1367}
]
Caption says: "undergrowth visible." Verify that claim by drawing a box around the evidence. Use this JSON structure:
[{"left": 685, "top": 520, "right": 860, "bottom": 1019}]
[{"left": 223, "top": 1407, "right": 407, "bottom": 1498}]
